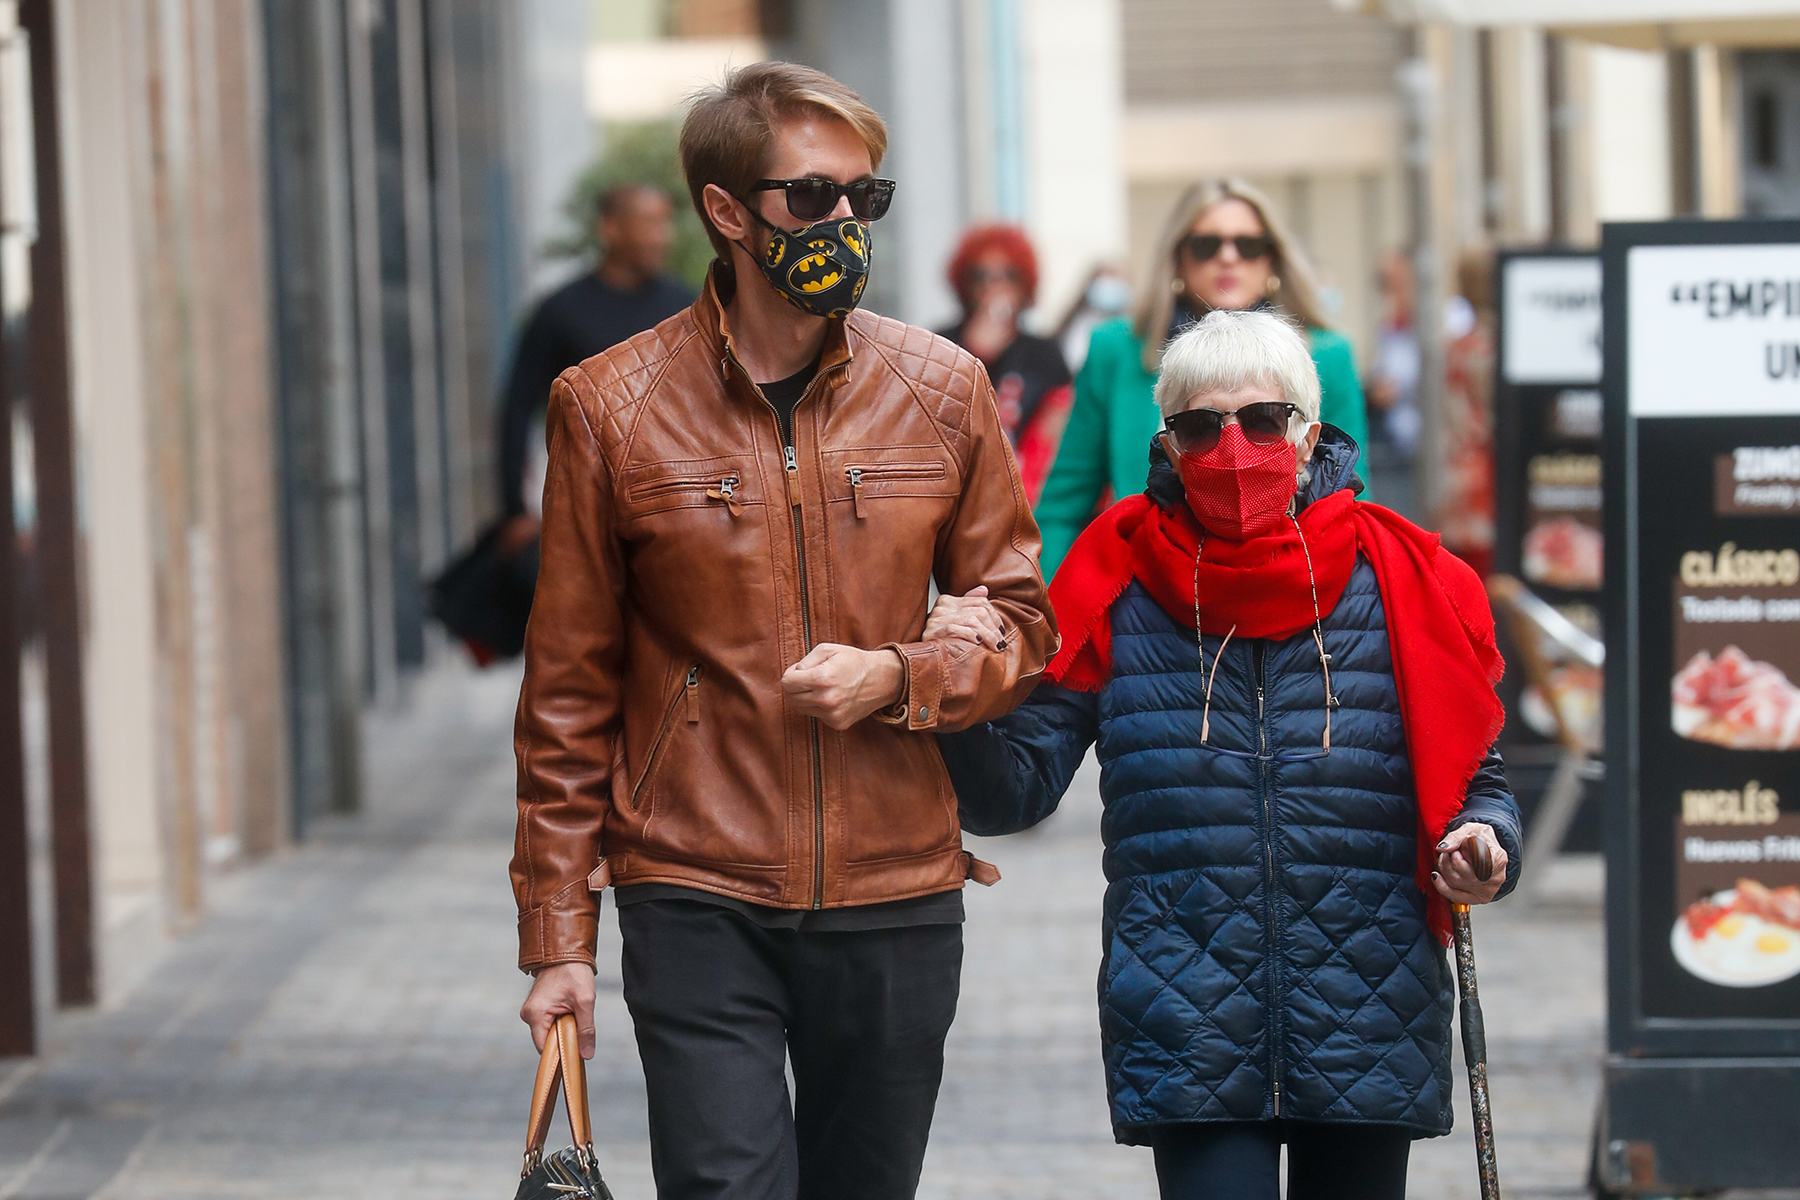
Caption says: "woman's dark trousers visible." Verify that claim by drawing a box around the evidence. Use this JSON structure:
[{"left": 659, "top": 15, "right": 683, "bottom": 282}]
[
  {"left": 617, "top": 900, "right": 963, "bottom": 1200},
  {"left": 1151, "top": 1121, "right": 1412, "bottom": 1200}
]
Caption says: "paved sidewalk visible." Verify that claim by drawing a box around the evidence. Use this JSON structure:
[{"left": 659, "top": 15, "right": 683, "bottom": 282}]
[{"left": 0, "top": 659, "right": 1616, "bottom": 1199}]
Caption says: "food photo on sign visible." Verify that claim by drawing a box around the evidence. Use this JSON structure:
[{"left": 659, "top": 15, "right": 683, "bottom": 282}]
[
  {"left": 1671, "top": 543, "right": 1800, "bottom": 751},
  {"left": 1665, "top": 511, "right": 1800, "bottom": 990},
  {"left": 1673, "top": 780, "right": 1800, "bottom": 989},
  {"left": 1522, "top": 393, "right": 1604, "bottom": 592}
]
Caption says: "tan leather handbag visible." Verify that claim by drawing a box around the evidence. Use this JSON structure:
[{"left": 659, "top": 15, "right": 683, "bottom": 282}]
[{"left": 514, "top": 1015, "right": 615, "bottom": 1199}]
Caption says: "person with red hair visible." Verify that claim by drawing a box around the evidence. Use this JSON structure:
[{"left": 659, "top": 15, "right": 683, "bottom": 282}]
[{"left": 938, "top": 224, "right": 1072, "bottom": 502}]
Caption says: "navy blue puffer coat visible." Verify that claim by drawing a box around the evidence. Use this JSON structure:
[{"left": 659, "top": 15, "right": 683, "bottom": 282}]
[{"left": 939, "top": 430, "right": 1522, "bottom": 1144}]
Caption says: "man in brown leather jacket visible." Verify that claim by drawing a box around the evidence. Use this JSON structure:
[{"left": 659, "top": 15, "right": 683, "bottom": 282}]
[{"left": 512, "top": 62, "right": 1056, "bottom": 1200}]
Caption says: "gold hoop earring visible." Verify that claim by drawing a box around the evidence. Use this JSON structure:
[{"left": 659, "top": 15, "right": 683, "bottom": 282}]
[{"left": 1265, "top": 274, "right": 1281, "bottom": 296}]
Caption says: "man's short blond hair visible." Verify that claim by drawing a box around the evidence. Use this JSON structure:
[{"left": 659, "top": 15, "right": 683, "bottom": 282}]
[
  {"left": 680, "top": 61, "right": 888, "bottom": 262},
  {"left": 1153, "top": 309, "right": 1322, "bottom": 424}
]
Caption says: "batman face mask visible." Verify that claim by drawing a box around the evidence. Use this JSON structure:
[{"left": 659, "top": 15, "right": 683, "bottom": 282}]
[{"left": 750, "top": 215, "right": 871, "bottom": 319}]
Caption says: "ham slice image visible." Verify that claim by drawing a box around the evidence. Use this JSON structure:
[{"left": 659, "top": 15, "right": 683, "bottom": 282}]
[
  {"left": 1523, "top": 516, "right": 1603, "bottom": 590},
  {"left": 1673, "top": 646, "right": 1800, "bottom": 750}
]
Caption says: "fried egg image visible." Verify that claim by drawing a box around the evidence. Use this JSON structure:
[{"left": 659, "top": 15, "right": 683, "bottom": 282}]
[{"left": 1672, "top": 887, "right": 1800, "bottom": 988}]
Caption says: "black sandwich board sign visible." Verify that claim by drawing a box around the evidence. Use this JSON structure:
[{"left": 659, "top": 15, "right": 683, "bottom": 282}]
[
  {"left": 1597, "top": 219, "right": 1800, "bottom": 1194},
  {"left": 1494, "top": 251, "right": 1604, "bottom": 819},
  {"left": 1495, "top": 251, "right": 1603, "bottom": 602}
]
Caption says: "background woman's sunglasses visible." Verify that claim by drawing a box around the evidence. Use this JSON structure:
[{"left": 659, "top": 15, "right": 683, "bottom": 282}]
[
  {"left": 749, "top": 177, "right": 897, "bottom": 222},
  {"left": 1165, "top": 401, "right": 1297, "bottom": 454},
  {"left": 1180, "top": 233, "right": 1273, "bottom": 263}
]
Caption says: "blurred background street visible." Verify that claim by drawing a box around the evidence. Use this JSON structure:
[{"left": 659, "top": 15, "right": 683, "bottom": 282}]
[{"left": 2, "top": 0, "right": 1799, "bottom": 1195}]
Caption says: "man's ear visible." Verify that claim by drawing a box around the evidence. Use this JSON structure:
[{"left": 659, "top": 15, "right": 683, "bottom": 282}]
[{"left": 703, "top": 183, "right": 754, "bottom": 244}]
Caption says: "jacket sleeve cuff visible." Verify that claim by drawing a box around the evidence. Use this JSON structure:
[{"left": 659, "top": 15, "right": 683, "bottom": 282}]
[
  {"left": 516, "top": 880, "right": 600, "bottom": 975},
  {"left": 874, "top": 642, "right": 944, "bottom": 730}
]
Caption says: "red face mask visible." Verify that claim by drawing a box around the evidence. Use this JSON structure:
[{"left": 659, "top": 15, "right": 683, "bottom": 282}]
[{"left": 1170, "top": 423, "right": 1299, "bottom": 540}]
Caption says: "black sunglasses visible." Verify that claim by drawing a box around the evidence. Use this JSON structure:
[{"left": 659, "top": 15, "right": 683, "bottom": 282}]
[
  {"left": 1180, "top": 233, "right": 1274, "bottom": 263},
  {"left": 1165, "top": 401, "right": 1297, "bottom": 454},
  {"left": 749, "top": 177, "right": 896, "bottom": 222},
  {"left": 965, "top": 265, "right": 1023, "bottom": 286}
]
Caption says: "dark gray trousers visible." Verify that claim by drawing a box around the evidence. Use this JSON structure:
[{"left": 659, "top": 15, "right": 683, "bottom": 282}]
[{"left": 618, "top": 900, "right": 962, "bottom": 1200}]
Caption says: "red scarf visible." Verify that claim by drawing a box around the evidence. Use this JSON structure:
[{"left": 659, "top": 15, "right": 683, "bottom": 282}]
[{"left": 1047, "top": 492, "right": 1505, "bottom": 945}]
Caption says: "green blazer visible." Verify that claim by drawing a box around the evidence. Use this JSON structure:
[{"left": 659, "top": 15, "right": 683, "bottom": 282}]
[{"left": 1033, "top": 317, "right": 1370, "bottom": 577}]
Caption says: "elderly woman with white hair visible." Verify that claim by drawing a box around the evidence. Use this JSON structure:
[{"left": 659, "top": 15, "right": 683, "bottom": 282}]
[{"left": 929, "top": 310, "right": 1523, "bottom": 1200}]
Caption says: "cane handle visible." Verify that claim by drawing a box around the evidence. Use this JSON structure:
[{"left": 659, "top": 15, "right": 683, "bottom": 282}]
[{"left": 1467, "top": 832, "right": 1495, "bottom": 882}]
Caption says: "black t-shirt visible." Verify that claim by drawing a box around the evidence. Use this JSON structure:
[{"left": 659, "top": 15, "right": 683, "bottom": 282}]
[
  {"left": 936, "top": 326, "right": 1071, "bottom": 447},
  {"left": 499, "top": 271, "right": 695, "bottom": 514},
  {"left": 761, "top": 355, "right": 820, "bottom": 446},
  {"left": 613, "top": 354, "right": 966, "bottom": 931}
]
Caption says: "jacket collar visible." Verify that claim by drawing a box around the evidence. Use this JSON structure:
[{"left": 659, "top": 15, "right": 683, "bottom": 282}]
[{"left": 695, "top": 260, "right": 856, "bottom": 384}]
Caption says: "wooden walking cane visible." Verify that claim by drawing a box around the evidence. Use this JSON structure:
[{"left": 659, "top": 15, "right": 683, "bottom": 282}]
[{"left": 1451, "top": 835, "right": 1501, "bottom": 1200}]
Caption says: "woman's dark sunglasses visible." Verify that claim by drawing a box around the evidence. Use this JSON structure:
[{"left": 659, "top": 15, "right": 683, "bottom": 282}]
[
  {"left": 1180, "top": 233, "right": 1273, "bottom": 263},
  {"left": 1165, "top": 401, "right": 1297, "bottom": 454},
  {"left": 749, "top": 176, "right": 896, "bottom": 222}
]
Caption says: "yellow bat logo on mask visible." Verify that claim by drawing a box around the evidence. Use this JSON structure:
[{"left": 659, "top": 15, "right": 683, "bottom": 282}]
[
  {"left": 789, "top": 242, "right": 845, "bottom": 294},
  {"left": 765, "top": 236, "right": 786, "bottom": 268},
  {"left": 838, "top": 221, "right": 867, "bottom": 263}
]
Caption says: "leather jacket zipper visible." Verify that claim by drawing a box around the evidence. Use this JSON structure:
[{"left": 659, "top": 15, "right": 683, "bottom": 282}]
[
  {"left": 703, "top": 475, "right": 744, "bottom": 516},
  {"left": 732, "top": 348, "right": 835, "bottom": 912},
  {"left": 844, "top": 461, "right": 947, "bottom": 519},
  {"left": 632, "top": 472, "right": 741, "bottom": 513},
  {"left": 1254, "top": 641, "right": 1283, "bottom": 1118},
  {"left": 629, "top": 664, "right": 701, "bottom": 810},
  {"left": 786, "top": 443, "right": 828, "bottom": 909}
]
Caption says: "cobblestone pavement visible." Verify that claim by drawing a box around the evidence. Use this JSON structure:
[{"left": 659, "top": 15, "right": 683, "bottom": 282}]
[{"left": 0, "top": 658, "right": 1649, "bottom": 1199}]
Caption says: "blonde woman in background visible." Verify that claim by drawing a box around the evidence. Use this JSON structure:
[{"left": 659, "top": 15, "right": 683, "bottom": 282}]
[{"left": 1033, "top": 179, "right": 1370, "bottom": 576}]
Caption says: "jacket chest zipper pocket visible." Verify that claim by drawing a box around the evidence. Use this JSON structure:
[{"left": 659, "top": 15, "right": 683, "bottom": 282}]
[
  {"left": 628, "top": 665, "right": 700, "bottom": 811},
  {"left": 844, "top": 462, "right": 947, "bottom": 518},
  {"left": 704, "top": 475, "right": 744, "bottom": 516},
  {"left": 630, "top": 474, "right": 743, "bottom": 515}
]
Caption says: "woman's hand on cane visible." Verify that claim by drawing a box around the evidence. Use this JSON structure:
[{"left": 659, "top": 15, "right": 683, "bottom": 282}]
[{"left": 1432, "top": 823, "right": 1507, "bottom": 905}]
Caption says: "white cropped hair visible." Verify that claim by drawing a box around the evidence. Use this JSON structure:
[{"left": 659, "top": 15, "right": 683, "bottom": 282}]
[{"left": 1152, "top": 309, "right": 1322, "bottom": 425}]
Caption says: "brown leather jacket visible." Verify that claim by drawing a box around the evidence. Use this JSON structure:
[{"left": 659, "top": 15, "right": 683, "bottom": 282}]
[{"left": 511, "top": 269, "right": 1057, "bottom": 973}]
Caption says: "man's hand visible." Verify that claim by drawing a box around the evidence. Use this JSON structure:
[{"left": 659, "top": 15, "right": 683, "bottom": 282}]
[
  {"left": 1431, "top": 823, "right": 1508, "bottom": 905},
  {"left": 520, "top": 962, "right": 597, "bottom": 1058},
  {"left": 922, "top": 585, "right": 1007, "bottom": 649},
  {"left": 782, "top": 644, "right": 905, "bottom": 730}
]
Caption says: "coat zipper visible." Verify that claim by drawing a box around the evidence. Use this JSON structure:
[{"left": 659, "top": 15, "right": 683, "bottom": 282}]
[
  {"left": 629, "top": 664, "right": 701, "bottom": 810},
  {"left": 633, "top": 472, "right": 742, "bottom": 512},
  {"left": 703, "top": 475, "right": 744, "bottom": 516},
  {"left": 844, "top": 461, "right": 947, "bottom": 519},
  {"left": 784, "top": 440, "right": 828, "bottom": 908},
  {"left": 1254, "top": 641, "right": 1283, "bottom": 1118},
  {"left": 731, "top": 348, "right": 835, "bottom": 912}
]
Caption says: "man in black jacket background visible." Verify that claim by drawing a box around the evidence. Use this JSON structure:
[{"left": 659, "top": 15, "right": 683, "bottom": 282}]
[{"left": 497, "top": 182, "right": 694, "bottom": 524}]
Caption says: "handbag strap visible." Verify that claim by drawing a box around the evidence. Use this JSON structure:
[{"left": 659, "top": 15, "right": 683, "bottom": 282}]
[
  {"left": 522, "top": 1014, "right": 596, "bottom": 1177},
  {"left": 557, "top": 1015, "right": 594, "bottom": 1148}
]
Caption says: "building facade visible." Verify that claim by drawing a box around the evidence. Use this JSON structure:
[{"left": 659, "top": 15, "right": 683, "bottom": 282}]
[{"left": 1, "top": 0, "right": 539, "bottom": 1054}]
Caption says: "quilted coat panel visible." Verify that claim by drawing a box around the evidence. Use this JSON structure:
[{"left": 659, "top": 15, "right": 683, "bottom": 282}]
[{"left": 1094, "top": 564, "right": 1467, "bottom": 1141}]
